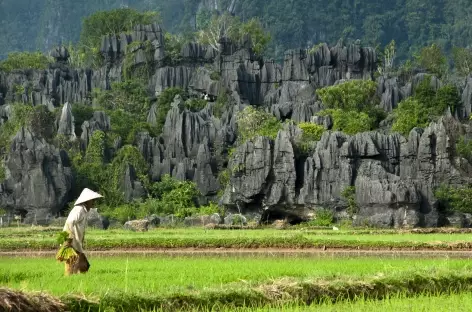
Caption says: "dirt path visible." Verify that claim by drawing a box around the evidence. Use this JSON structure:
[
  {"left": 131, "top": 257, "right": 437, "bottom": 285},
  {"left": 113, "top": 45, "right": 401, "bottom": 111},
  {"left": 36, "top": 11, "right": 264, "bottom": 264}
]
[{"left": 1, "top": 248, "right": 472, "bottom": 258}]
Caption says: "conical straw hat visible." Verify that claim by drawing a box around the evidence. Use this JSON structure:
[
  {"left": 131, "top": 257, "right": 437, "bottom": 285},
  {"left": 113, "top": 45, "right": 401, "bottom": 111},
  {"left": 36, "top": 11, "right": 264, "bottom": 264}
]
[{"left": 74, "top": 188, "right": 103, "bottom": 206}]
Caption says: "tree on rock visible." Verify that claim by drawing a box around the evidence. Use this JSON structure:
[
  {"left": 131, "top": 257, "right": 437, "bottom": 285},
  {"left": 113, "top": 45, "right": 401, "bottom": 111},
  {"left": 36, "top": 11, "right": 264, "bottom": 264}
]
[
  {"left": 197, "top": 12, "right": 270, "bottom": 55},
  {"left": 79, "top": 8, "right": 160, "bottom": 66},
  {"left": 415, "top": 44, "right": 448, "bottom": 78}
]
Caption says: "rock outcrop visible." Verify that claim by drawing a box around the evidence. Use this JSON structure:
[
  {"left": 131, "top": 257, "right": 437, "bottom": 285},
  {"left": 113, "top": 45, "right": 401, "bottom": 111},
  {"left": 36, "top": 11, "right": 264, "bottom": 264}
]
[
  {"left": 462, "top": 76, "right": 472, "bottom": 118},
  {"left": 221, "top": 115, "right": 472, "bottom": 227},
  {"left": 1, "top": 21, "right": 471, "bottom": 228},
  {"left": 0, "top": 128, "right": 72, "bottom": 223},
  {"left": 57, "top": 102, "right": 76, "bottom": 139}
]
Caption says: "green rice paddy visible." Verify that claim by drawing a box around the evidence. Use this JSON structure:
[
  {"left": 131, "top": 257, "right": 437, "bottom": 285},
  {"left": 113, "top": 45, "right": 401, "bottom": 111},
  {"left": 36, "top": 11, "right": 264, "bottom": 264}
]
[
  {"left": 1, "top": 226, "right": 472, "bottom": 311},
  {"left": 2, "top": 227, "right": 472, "bottom": 251}
]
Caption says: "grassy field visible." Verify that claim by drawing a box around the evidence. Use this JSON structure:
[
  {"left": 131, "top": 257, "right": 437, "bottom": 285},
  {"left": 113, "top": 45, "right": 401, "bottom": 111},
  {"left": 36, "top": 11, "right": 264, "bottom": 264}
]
[
  {"left": 2, "top": 226, "right": 472, "bottom": 311},
  {"left": 185, "top": 292, "right": 472, "bottom": 311},
  {"left": 1, "top": 256, "right": 469, "bottom": 296},
  {"left": 2, "top": 227, "right": 472, "bottom": 251},
  {"left": 2, "top": 255, "right": 472, "bottom": 311}
]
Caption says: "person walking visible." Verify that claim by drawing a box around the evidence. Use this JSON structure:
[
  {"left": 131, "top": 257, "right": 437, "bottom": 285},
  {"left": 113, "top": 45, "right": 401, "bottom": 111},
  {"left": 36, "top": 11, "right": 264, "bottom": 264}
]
[{"left": 63, "top": 188, "right": 103, "bottom": 275}]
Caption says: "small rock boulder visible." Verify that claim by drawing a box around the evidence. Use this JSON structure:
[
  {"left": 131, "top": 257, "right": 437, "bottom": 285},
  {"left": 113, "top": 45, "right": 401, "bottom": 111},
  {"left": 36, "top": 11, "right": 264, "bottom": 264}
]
[
  {"left": 224, "top": 213, "right": 247, "bottom": 226},
  {"left": 156, "top": 215, "right": 182, "bottom": 226},
  {"left": 146, "top": 214, "right": 160, "bottom": 227},
  {"left": 184, "top": 215, "right": 215, "bottom": 227},
  {"left": 209, "top": 213, "right": 222, "bottom": 224},
  {"left": 123, "top": 219, "right": 150, "bottom": 232},
  {"left": 446, "top": 213, "right": 467, "bottom": 228}
]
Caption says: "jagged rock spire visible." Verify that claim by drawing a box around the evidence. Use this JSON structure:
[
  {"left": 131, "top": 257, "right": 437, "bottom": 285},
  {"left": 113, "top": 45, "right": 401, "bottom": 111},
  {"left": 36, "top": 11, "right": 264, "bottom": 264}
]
[{"left": 57, "top": 102, "right": 76, "bottom": 140}]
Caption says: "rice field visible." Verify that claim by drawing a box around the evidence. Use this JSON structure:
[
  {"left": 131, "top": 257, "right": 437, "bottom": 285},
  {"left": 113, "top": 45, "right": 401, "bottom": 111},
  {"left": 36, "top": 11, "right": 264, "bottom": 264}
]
[
  {"left": 0, "top": 256, "right": 469, "bottom": 296},
  {"left": 2, "top": 227, "right": 472, "bottom": 251},
  {"left": 2, "top": 226, "right": 472, "bottom": 311},
  {"left": 2, "top": 255, "right": 472, "bottom": 311},
  {"left": 178, "top": 292, "right": 472, "bottom": 311}
]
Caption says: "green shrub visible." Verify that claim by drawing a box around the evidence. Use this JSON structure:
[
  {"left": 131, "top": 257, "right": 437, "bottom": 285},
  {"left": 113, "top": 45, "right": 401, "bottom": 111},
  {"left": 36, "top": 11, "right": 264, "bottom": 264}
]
[
  {"left": 71, "top": 131, "right": 109, "bottom": 204},
  {"left": 414, "top": 76, "right": 436, "bottom": 106},
  {"left": 452, "top": 47, "right": 472, "bottom": 77},
  {"left": 0, "top": 163, "right": 5, "bottom": 182},
  {"left": 0, "top": 104, "right": 56, "bottom": 152},
  {"left": 73, "top": 131, "right": 107, "bottom": 192},
  {"left": 434, "top": 84, "right": 461, "bottom": 115},
  {"left": 66, "top": 42, "right": 86, "bottom": 68},
  {"left": 296, "top": 122, "right": 325, "bottom": 155},
  {"left": 434, "top": 184, "right": 472, "bottom": 213},
  {"left": 123, "top": 40, "right": 154, "bottom": 81},
  {"left": 308, "top": 209, "right": 335, "bottom": 226},
  {"left": 415, "top": 44, "right": 448, "bottom": 78},
  {"left": 163, "top": 32, "right": 184, "bottom": 65},
  {"left": 110, "top": 145, "right": 149, "bottom": 198},
  {"left": 308, "top": 43, "right": 324, "bottom": 55},
  {"left": 240, "top": 17, "right": 272, "bottom": 55},
  {"left": 28, "top": 105, "right": 55, "bottom": 140},
  {"left": 456, "top": 136, "right": 472, "bottom": 162},
  {"left": 185, "top": 98, "right": 207, "bottom": 112},
  {"left": 13, "top": 84, "right": 25, "bottom": 96},
  {"left": 317, "top": 109, "right": 375, "bottom": 135},
  {"left": 146, "top": 174, "right": 200, "bottom": 218},
  {"left": 95, "top": 80, "right": 150, "bottom": 117},
  {"left": 397, "top": 60, "right": 414, "bottom": 82},
  {"left": 210, "top": 71, "right": 221, "bottom": 81},
  {"left": 101, "top": 203, "right": 140, "bottom": 224},
  {"left": 391, "top": 98, "right": 429, "bottom": 136},
  {"left": 237, "top": 106, "right": 282, "bottom": 142},
  {"left": 392, "top": 77, "right": 460, "bottom": 136},
  {"left": 213, "top": 91, "right": 229, "bottom": 118},
  {"left": 107, "top": 110, "right": 137, "bottom": 142},
  {"left": 156, "top": 87, "right": 186, "bottom": 132},
  {"left": 0, "top": 52, "right": 52, "bottom": 72},
  {"left": 217, "top": 169, "right": 230, "bottom": 189},
  {"left": 315, "top": 80, "right": 384, "bottom": 135},
  {"left": 84, "top": 131, "right": 106, "bottom": 163},
  {"left": 71, "top": 104, "right": 95, "bottom": 136},
  {"left": 341, "top": 186, "right": 358, "bottom": 216},
  {"left": 316, "top": 80, "right": 379, "bottom": 111},
  {"left": 198, "top": 202, "right": 222, "bottom": 216},
  {"left": 125, "top": 122, "right": 159, "bottom": 145},
  {"left": 197, "top": 13, "right": 270, "bottom": 55},
  {"left": 79, "top": 8, "right": 159, "bottom": 67},
  {"left": 298, "top": 123, "right": 325, "bottom": 141}
]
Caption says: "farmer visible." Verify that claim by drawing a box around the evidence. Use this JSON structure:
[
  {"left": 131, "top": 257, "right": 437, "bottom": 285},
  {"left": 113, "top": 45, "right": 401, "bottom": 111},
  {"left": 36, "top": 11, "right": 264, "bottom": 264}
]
[{"left": 63, "top": 188, "right": 103, "bottom": 275}]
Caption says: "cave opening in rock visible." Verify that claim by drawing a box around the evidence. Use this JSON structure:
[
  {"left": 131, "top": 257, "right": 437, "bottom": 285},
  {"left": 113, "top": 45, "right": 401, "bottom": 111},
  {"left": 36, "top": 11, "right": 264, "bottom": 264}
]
[{"left": 260, "top": 209, "right": 304, "bottom": 225}]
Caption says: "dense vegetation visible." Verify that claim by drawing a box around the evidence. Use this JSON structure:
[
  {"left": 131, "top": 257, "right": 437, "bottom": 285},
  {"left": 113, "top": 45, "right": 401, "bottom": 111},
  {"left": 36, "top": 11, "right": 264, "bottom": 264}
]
[
  {"left": 392, "top": 76, "right": 462, "bottom": 136},
  {"left": 0, "top": 52, "right": 52, "bottom": 72},
  {"left": 315, "top": 80, "right": 385, "bottom": 135},
  {"left": 1, "top": 0, "right": 472, "bottom": 63}
]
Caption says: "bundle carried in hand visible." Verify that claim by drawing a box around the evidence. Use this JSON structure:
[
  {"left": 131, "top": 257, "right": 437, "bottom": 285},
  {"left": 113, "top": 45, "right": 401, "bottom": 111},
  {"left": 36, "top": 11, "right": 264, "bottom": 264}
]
[
  {"left": 56, "top": 245, "right": 78, "bottom": 262},
  {"left": 55, "top": 231, "right": 78, "bottom": 263}
]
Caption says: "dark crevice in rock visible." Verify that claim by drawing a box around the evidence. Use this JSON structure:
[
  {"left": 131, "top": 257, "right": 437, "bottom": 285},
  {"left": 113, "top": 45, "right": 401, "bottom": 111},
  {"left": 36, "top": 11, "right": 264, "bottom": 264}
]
[{"left": 260, "top": 208, "right": 304, "bottom": 225}]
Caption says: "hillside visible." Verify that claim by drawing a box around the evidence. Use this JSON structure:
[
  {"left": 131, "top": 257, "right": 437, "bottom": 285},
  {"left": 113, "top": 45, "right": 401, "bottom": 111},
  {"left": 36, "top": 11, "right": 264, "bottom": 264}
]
[
  {"left": 0, "top": 8, "right": 472, "bottom": 229},
  {"left": 1, "top": 0, "right": 472, "bottom": 61}
]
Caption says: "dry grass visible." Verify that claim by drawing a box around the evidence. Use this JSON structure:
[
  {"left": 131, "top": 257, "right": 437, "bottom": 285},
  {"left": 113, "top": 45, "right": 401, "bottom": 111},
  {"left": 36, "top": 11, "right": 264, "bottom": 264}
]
[
  {"left": 272, "top": 220, "right": 289, "bottom": 230},
  {"left": 0, "top": 288, "right": 65, "bottom": 312}
]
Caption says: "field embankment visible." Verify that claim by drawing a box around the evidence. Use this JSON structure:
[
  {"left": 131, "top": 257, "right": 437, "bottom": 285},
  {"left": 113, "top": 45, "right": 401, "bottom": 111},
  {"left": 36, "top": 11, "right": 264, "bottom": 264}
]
[{"left": 2, "top": 227, "right": 472, "bottom": 252}]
